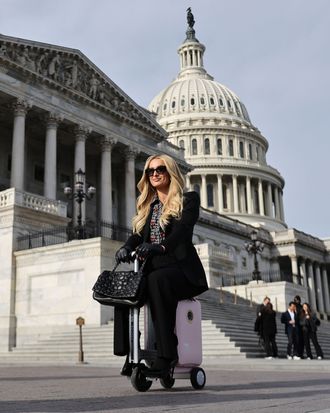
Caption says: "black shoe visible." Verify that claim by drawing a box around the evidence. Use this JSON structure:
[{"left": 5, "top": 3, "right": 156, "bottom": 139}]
[
  {"left": 120, "top": 356, "right": 133, "bottom": 377},
  {"left": 146, "top": 357, "right": 177, "bottom": 378}
]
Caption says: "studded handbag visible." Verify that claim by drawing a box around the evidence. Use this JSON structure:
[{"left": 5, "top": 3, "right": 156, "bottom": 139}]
[{"left": 92, "top": 259, "right": 147, "bottom": 307}]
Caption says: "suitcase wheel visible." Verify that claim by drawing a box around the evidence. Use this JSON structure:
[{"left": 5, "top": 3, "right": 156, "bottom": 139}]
[
  {"left": 131, "top": 365, "right": 152, "bottom": 392},
  {"left": 190, "top": 367, "right": 206, "bottom": 390},
  {"left": 160, "top": 374, "right": 175, "bottom": 389}
]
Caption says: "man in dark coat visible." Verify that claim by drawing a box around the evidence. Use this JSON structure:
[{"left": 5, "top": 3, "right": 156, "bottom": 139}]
[{"left": 281, "top": 301, "right": 300, "bottom": 359}]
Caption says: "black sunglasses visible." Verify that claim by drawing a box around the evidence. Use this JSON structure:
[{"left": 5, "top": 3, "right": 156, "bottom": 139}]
[{"left": 145, "top": 165, "right": 167, "bottom": 177}]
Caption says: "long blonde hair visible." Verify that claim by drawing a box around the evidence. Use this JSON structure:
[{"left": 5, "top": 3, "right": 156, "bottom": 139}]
[{"left": 132, "top": 154, "right": 185, "bottom": 234}]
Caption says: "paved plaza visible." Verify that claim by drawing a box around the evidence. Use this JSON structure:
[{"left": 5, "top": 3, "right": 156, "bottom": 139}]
[{"left": 0, "top": 359, "right": 330, "bottom": 413}]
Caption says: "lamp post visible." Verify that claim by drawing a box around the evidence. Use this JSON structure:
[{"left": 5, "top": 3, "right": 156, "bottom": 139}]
[
  {"left": 244, "top": 229, "right": 264, "bottom": 283},
  {"left": 64, "top": 169, "right": 96, "bottom": 239}
]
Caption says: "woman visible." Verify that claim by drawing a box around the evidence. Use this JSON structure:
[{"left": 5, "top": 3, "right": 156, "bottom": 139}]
[
  {"left": 114, "top": 154, "right": 208, "bottom": 377},
  {"left": 300, "top": 302, "right": 324, "bottom": 360},
  {"left": 260, "top": 302, "right": 278, "bottom": 359}
]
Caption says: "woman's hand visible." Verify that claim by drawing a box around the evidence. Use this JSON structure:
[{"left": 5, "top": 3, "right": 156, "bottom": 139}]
[
  {"left": 115, "top": 246, "right": 133, "bottom": 263},
  {"left": 135, "top": 243, "right": 165, "bottom": 259}
]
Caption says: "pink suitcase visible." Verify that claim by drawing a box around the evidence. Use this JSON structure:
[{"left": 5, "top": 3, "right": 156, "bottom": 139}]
[{"left": 175, "top": 299, "right": 202, "bottom": 367}]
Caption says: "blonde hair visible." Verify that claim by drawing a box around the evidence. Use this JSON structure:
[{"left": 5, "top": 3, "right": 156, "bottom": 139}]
[{"left": 132, "top": 154, "right": 185, "bottom": 234}]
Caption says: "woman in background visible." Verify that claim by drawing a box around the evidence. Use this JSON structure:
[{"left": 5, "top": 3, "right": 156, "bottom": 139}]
[
  {"left": 300, "top": 302, "right": 324, "bottom": 360},
  {"left": 260, "top": 302, "right": 278, "bottom": 359}
]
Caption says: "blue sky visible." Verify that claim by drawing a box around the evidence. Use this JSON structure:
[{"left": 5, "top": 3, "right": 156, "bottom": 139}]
[{"left": 1, "top": 0, "right": 329, "bottom": 238}]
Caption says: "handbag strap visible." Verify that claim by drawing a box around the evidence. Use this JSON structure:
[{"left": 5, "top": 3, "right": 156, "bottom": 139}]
[{"left": 112, "top": 257, "right": 147, "bottom": 273}]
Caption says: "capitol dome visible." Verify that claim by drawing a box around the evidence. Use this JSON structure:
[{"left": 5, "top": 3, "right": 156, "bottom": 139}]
[{"left": 148, "top": 12, "right": 287, "bottom": 232}]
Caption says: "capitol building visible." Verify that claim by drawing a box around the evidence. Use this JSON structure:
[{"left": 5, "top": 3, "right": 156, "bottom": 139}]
[{"left": 0, "top": 13, "right": 329, "bottom": 353}]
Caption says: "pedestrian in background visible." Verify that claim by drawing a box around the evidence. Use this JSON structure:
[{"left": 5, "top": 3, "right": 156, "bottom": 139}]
[
  {"left": 260, "top": 302, "right": 278, "bottom": 359},
  {"left": 299, "top": 302, "right": 324, "bottom": 360},
  {"left": 293, "top": 295, "right": 304, "bottom": 358},
  {"left": 281, "top": 302, "right": 300, "bottom": 360}
]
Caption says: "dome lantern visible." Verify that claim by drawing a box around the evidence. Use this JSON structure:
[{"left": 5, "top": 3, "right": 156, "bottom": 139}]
[{"left": 178, "top": 8, "right": 210, "bottom": 80}]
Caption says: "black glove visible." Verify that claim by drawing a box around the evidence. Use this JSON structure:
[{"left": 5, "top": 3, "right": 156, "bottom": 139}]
[
  {"left": 115, "top": 246, "right": 132, "bottom": 263},
  {"left": 135, "top": 243, "right": 165, "bottom": 260}
]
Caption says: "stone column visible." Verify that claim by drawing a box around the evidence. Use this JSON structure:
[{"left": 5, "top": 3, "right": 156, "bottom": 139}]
[
  {"left": 267, "top": 182, "right": 273, "bottom": 217},
  {"left": 73, "top": 126, "right": 88, "bottom": 224},
  {"left": 100, "top": 136, "right": 116, "bottom": 223},
  {"left": 186, "top": 174, "right": 191, "bottom": 191},
  {"left": 232, "top": 175, "right": 239, "bottom": 213},
  {"left": 299, "top": 259, "right": 308, "bottom": 288},
  {"left": 124, "top": 146, "right": 138, "bottom": 228},
  {"left": 290, "top": 255, "right": 299, "bottom": 284},
  {"left": 43, "top": 114, "right": 60, "bottom": 199},
  {"left": 246, "top": 176, "right": 252, "bottom": 214},
  {"left": 258, "top": 179, "right": 265, "bottom": 216},
  {"left": 217, "top": 174, "right": 223, "bottom": 213},
  {"left": 10, "top": 99, "right": 29, "bottom": 190},
  {"left": 274, "top": 186, "right": 280, "bottom": 219},
  {"left": 307, "top": 262, "right": 317, "bottom": 311},
  {"left": 321, "top": 266, "right": 330, "bottom": 313},
  {"left": 315, "top": 263, "right": 325, "bottom": 313},
  {"left": 279, "top": 190, "right": 285, "bottom": 222},
  {"left": 201, "top": 174, "right": 207, "bottom": 208}
]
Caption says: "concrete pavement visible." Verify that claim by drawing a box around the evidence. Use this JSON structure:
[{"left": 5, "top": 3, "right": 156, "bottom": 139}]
[{"left": 0, "top": 359, "right": 330, "bottom": 413}]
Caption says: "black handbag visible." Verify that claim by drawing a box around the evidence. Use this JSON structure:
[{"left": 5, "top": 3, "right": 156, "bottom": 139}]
[{"left": 92, "top": 259, "right": 147, "bottom": 307}]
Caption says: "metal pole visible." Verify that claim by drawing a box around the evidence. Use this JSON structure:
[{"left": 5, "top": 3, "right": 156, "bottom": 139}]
[
  {"left": 250, "top": 291, "right": 253, "bottom": 307},
  {"left": 78, "top": 324, "right": 84, "bottom": 363}
]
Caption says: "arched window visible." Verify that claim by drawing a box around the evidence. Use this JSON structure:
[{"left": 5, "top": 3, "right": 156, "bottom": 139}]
[
  {"left": 201, "top": 97, "right": 205, "bottom": 105},
  {"left": 192, "top": 139, "right": 197, "bottom": 155},
  {"left": 171, "top": 100, "right": 176, "bottom": 108},
  {"left": 228, "top": 139, "right": 234, "bottom": 156},
  {"left": 181, "top": 99, "right": 185, "bottom": 106},
  {"left": 163, "top": 103, "right": 167, "bottom": 110},
  {"left": 217, "top": 138, "right": 222, "bottom": 155},
  {"left": 210, "top": 97, "right": 215, "bottom": 105},
  {"left": 193, "top": 184, "right": 200, "bottom": 196},
  {"left": 190, "top": 97, "right": 195, "bottom": 105},
  {"left": 219, "top": 98, "right": 224, "bottom": 106},
  {"left": 179, "top": 139, "right": 185, "bottom": 149},
  {"left": 239, "top": 141, "right": 244, "bottom": 158},
  {"left": 204, "top": 138, "right": 210, "bottom": 155},
  {"left": 207, "top": 184, "right": 214, "bottom": 207},
  {"left": 256, "top": 145, "right": 260, "bottom": 161}
]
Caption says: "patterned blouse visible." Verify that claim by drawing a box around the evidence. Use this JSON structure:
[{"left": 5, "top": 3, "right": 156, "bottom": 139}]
[{"left": 149, "top": 199, "right": 165, "bottom": 244}]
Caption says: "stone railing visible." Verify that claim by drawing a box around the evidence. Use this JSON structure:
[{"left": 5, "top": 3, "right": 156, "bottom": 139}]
[
  {"left": 0, "top": 188, "right": 67, "bottom": 217},
  {"left": 195, "top": 242, "right": 234, "bottom": 261}
]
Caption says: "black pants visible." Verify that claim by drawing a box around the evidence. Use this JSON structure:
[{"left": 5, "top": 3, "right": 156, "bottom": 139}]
[
  {"left": 113, "top": 265, "right": 203, "bottom": 360},
  {"left": 302, "top": 328, "right": 324, "bottom": 359},
  {"left": 264, "top": 334, "right": 278, "bottom": 357},
  {"left": 296, "top": 326, "right": 304, "bottom": 358},
  {"left": 287, "top": 327, "right": 298, "bottom": 356}
]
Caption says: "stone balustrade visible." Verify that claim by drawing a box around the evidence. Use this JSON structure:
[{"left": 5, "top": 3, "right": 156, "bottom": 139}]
[{"left": 0, "top": 188, "right": 67, "bottom": 217}]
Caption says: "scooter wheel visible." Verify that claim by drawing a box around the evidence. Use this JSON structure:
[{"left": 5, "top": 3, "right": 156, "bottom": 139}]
[
  {"left": 190, "top": 367, "right": 206, "bottom": 390},
  {"left": 131, "top": 366, "right": 152, "bottom": 392},
  {"left": 160, "top": 374, "right": 175, "bottom": 389}
]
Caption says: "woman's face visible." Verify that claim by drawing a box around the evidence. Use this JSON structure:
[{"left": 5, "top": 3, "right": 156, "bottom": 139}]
[
  {"left": 303, "top": 304, "right": 308, "bottom": 312},
  {"left": 147, "top": 158, "right": 170, "bottom": 192}
]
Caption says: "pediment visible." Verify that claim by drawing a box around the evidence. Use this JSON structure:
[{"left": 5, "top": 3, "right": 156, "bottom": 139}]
[{"left": 0, "top": 34, "right": 166, "bottom": 140}]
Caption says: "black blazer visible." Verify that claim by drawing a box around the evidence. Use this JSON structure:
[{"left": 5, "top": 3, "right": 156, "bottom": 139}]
[
  {"left": 281, "top": 310, "right": 298, "bottom": 335},
  {"left": 124, "top": 191, "right": 208, "bottom": 293}
]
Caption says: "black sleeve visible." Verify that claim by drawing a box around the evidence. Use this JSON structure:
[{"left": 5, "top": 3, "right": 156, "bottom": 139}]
[
  {"left": 161, "top": 191, "right": 200, "bottom": 253},
  {"left": 124, "top": 233, "right": 143, "bottom": 251}
]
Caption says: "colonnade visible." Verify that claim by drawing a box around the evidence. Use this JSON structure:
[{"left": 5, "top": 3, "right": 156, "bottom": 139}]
[
  {"left": 291, "top": 256, "right": 330, "bottom": 315},
  {"left": 186, "top": 173, "right": 285, "bottom": 221},
  {"left": 9, "top": 98, "right": 138, "bottom": 227}
]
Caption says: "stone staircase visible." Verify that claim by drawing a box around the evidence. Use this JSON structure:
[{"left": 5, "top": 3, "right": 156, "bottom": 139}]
[{"left": 1, "top": 289, "right": 330, "bottom": 363}]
